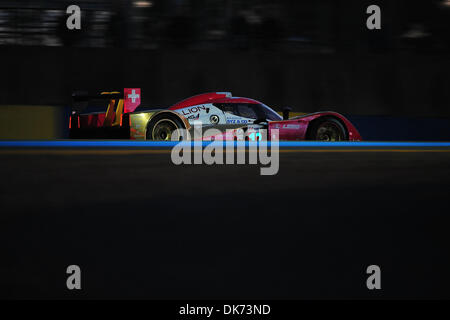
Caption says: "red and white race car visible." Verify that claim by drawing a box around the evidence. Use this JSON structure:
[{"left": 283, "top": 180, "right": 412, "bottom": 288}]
[{"left": 70, "top": 90, "right": 362, "bottom": 141}]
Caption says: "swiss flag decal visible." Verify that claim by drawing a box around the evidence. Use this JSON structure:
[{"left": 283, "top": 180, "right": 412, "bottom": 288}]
[{"left": 124, "top": 88, "right": 141, "bottom": 113}]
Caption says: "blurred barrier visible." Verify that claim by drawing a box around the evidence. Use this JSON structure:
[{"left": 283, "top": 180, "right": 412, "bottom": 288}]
[
  {"left": 346, "top": 115, "right": 450, "bottom": 141},
  {"left": 0, "top": 47, "right": 448, "bottom": 118},
  {"left": 0, "top": 105, "right": 64, "bottom": 139}
]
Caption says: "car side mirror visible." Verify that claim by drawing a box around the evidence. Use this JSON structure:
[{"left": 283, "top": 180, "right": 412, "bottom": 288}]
[{"left": 282, "top": 107, "right": 292, "bottom": 120}]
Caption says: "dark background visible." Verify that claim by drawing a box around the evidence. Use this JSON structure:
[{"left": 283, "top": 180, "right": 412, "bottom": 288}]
[
  {"left": 1, "top": 0, "right": 450, "bottom": 301},
  {"left": 2, "top": 151, "right": 450, "bottom": 299},
  {"left": 0, "top": 0, "right": 449, "bottom": 116}
]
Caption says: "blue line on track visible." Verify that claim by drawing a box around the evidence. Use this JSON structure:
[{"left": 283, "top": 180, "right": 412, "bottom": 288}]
[{"left": 1, "top": 140, "right": 450, "bottom": 148}]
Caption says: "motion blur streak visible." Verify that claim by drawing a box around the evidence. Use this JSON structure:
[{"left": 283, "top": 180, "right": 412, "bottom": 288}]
[{"left": 1, "top": 141, "right": 450, "bottom": 148}]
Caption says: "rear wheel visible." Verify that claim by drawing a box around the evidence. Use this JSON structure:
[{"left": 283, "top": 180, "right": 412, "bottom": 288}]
[
  {"left": 307, "top": 117, "right": 347, "bottom": 141},
  {"left": 146, "top": 114, "right": 185, "bottom": 141}
]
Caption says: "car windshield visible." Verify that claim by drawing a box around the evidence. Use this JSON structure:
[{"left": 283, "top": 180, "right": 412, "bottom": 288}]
[
  {"left": 259, "top": 103, "right": 283, "bottom": 121},
  {"left": 215, "top": 102, "right": 283, "bottom": 121}
]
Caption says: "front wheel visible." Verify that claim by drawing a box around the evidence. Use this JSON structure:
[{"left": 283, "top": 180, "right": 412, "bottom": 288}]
[{"left": 307, "top": 117, "right": 347, "bottom": 141}]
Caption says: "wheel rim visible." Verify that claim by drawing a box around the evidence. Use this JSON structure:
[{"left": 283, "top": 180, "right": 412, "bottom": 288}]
[
  {"left": 152, "top": 119, "right": 178, "bottom": 141},
  {"left": 316, "top": 121, "right": 344, "bottom": 141}
]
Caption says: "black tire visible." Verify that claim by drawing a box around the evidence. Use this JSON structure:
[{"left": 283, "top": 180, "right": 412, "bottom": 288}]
[
  {"left": 306, "top": 117, "right": 348, "bottom": 141},
  {"left": 146, "top": 113, "right": 185, "bottom": 141}
]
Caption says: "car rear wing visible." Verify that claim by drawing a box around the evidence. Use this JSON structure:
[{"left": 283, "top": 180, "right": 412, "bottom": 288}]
[
  {"left": 70, "top": 88, "right": 141, "bottom": 129},
  {"left": 72, "top": 89, "right": 141, "bottom": 112}
]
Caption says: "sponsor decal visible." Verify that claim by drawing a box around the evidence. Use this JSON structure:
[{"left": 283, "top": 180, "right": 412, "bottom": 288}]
[
  {"left": 248, "top": 132, "right": 262, "bottom": 141},
  {"left": 227, "top": 119, "right": 248, "bottom": 124},
  {"left": 273, "top": 123, "right": 300, "bottom": 129},
  {"left": 210, "top": 115, "right": 220, "bottom": 124},
  {"left": 187, "top": 113, "right": 200, "bottom": 120},
  {"left": 182, "top": 105, "right": 206, "bottom": 116},
  {"left": 282, "top": 124, "right": 300, "bottom": 129}
]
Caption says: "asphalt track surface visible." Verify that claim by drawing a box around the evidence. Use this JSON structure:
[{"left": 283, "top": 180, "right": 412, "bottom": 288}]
[{"left": 1, "top": 141, "right": 450, "bottom": 299}]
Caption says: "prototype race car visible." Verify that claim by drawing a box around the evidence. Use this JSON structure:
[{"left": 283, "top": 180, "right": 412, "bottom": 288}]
[{"left": 69, "top": 89, "right": 362, "bottom": 141}]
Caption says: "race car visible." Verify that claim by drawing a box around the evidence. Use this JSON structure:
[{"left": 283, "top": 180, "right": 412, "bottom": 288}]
[{"left": 69, "top": 89, "right": 362, "bottom": 141}]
